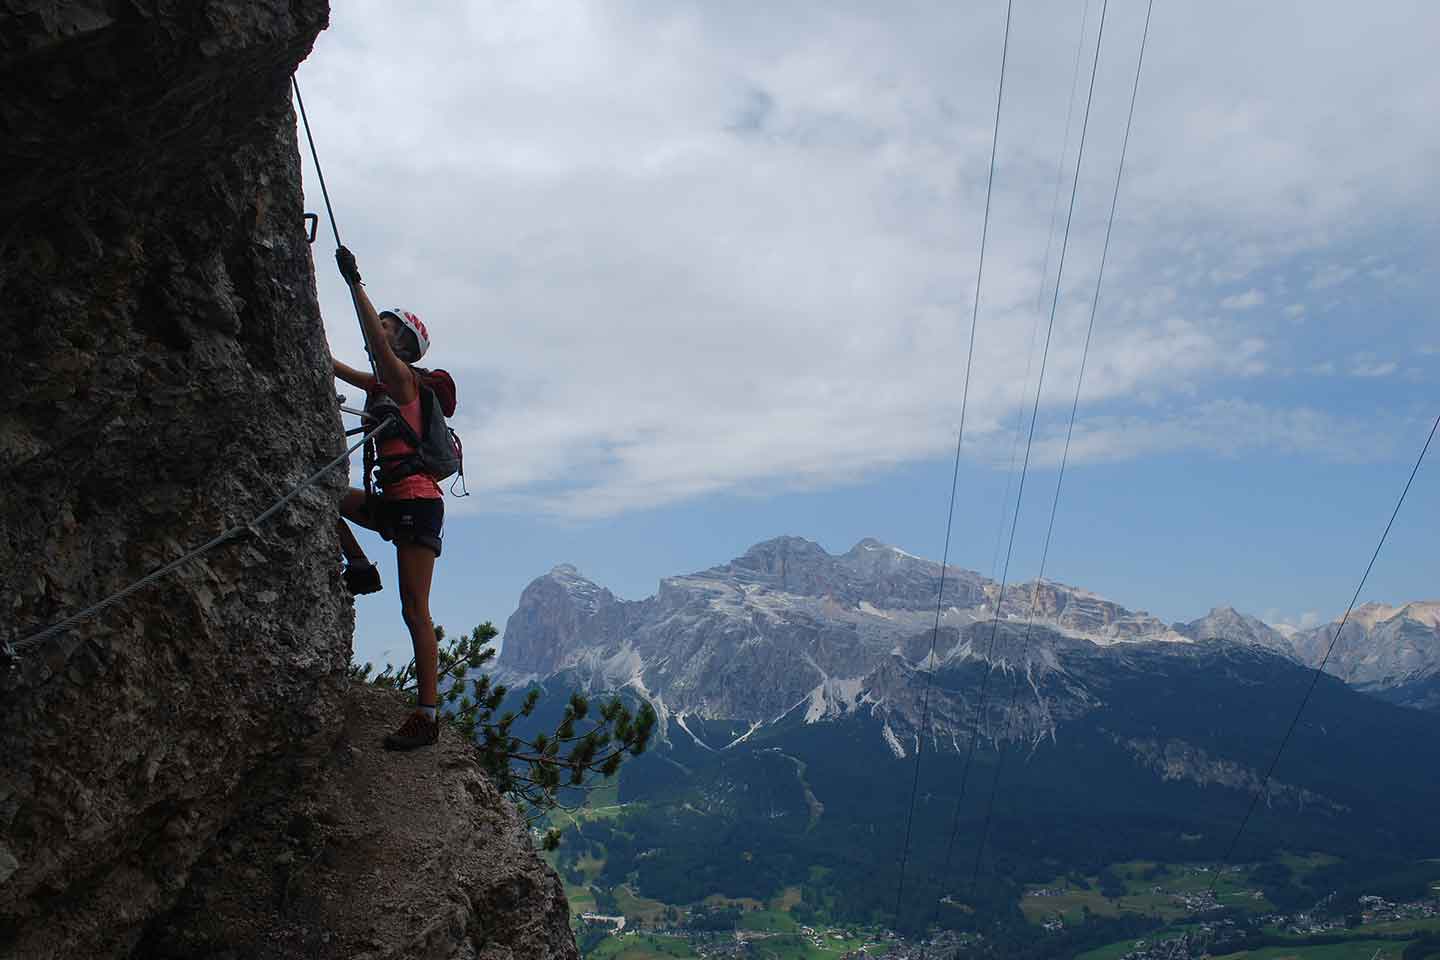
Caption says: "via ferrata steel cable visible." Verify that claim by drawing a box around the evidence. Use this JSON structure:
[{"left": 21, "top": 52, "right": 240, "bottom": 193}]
[
  {"left": 292, "top": 75, "right": 382, "bottom": 383},
  {"left": 10, "top": 417, "right": 396, "bottom": 658},
  {"left": 292, "top": 77, "right": 343, "bottom": 249}
]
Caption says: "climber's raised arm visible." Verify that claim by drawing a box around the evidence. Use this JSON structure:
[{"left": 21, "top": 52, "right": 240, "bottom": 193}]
[{"left": 334, "top": 246, "right": 416, "bottom": 402}]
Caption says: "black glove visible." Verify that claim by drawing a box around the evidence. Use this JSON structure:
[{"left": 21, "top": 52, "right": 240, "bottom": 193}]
[{"left": 335, "top": 246, "right": 362, "bottom": 286}]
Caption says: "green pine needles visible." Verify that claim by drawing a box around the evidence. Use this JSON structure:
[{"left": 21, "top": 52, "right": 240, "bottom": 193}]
[{"left": 351, "top": 622, "right": 657, "bottom": 850}]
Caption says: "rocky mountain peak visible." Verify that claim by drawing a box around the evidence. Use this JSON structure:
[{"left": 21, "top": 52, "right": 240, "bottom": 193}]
[
  {"left": 717, "top": 535, "right": 849, "bottom": 599},
  {"left": 840, "top": 538, "right": 930, "bottom": 569},
  {"left": 730, "top": 534, "right": 832, "bottom": 571},
  {"left": 1350, "top": 600, "right": 1440, "bottom": 630},
  {"left": 1396, "top": 601, "right": 1440, "bottom": 628},
  {"left": 545, "top": 563, "right": 604, "bottom": 597},
  {"left": 1352, "top": 601, "right": 1398, "bottom": 628}
]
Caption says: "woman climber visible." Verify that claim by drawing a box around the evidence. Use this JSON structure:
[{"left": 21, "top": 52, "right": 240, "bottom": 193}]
[{"left": 330, "top": 245, "right": 444, "bottom": 751}]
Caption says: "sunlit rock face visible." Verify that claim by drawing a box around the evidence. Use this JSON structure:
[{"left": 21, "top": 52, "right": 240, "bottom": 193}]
[
  {"left": 500, "top": 537, "right": 1440, "bottom": 749},
  {"left": 500, "top": 536, "right": 1164, "bottom": 729}
]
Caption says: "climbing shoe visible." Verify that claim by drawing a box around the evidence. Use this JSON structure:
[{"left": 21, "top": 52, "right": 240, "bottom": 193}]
[
  {"left": 343, "top": 562, "right": 383, "bottom": 596},
  {"left": 383, "top": 711, "right": 439, "bottom": 751}
]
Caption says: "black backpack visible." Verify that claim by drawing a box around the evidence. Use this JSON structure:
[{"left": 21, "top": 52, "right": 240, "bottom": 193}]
[{"left": 363, "top": 368, "right": 466, "bottom": 495}]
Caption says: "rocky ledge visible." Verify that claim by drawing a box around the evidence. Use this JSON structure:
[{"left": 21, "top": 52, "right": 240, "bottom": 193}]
[{"left": 137, "top": 684, "right": 578, "bottom": 960}]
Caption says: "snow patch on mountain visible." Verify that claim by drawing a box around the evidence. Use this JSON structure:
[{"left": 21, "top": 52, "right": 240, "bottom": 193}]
[
  {"left": 803, "top": 676, "right": 865, "bottom": 723},
  {"left": 674, "top": 713, "right": 714, "bottom": 752},
  {"left": 882, "top": 722, "right": 906, "bottom": 759},
  {"left": 724, "top": 721, "right": 764, "bottom": 751},
  {"left": 858, "top": 601, "right": 893, "bottom": 619}
]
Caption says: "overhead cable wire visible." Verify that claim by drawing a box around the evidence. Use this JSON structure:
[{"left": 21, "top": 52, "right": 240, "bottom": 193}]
[
  {"left": 1211, "top": 408, "right": 1439, "bottom": 889},
  {"left": 1034, "top": 0, "right": 1095, "bottom": 315},
  {"left": 891, "top": 0, "right": 1015, "bottom": 935},
  {"left": 968, "top": 0, "right": 1155, "bottom": 892},
  {"left": 988, "top": 0, "right": 1094, "bottom": 583},
  {"left": 924, "top": 0, "right": 1114, "bottom": 924}
]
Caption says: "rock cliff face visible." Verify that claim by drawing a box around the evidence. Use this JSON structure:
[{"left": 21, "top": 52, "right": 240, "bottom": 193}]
[
  {"left": 1, "top": 4, "right": 573, "bottom": 957},
  {"left": 1178, "top": 603, "right": 1440, "bottom": 708},
  {"left": 1289, "top": 602, "right": 1440, "bottom": 692}
]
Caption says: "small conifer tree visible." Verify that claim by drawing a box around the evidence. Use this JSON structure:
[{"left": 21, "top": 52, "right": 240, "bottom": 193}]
[{"left": 352, "top": 621, "right": 656, "bottom": 849}]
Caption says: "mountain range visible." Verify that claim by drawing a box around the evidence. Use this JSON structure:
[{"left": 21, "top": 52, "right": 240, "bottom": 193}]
[
  {"left": 492, "top": 536, "right": 1440, "bottom": 934},
  {"left": 497, "top": 535, "right": 1440, "bottom": 727}
]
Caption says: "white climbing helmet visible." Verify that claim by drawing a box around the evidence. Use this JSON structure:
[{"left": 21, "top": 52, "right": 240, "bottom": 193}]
[{"left": 381, "top": 307, "right": 429, "bottom": 360}]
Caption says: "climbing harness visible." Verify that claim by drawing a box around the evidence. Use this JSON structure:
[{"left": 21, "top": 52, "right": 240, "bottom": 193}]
[
  {"left": 375, "top": 375, "right": 465, "bottom": 489},
  {"left": 9, "top": 417, "right": 396, "bottom": 661},
  {"left": 293, "top": 75, "right": 468, "bottom": 495},
  {"left": 292, "top": 76, "right": 468, "bottom": 497}
]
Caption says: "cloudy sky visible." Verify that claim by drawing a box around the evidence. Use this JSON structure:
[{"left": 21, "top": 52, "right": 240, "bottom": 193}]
[{"left": 295, "top": 1, "right": 1438, "bottom": 669}]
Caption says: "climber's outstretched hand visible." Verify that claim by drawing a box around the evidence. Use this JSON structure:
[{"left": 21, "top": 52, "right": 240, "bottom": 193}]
[{"left": 335, "top": 246, "right": 362, "bottom": 286}]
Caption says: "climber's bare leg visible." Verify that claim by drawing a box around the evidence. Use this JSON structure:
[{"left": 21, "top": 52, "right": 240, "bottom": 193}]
[{"left": 396, "top": 541, "right": 438, "bottom": 707}]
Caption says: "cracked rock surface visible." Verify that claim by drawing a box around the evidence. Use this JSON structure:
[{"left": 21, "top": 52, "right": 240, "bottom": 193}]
[{"left": 0, "top": 2, "right": 576, "bottom": 956}]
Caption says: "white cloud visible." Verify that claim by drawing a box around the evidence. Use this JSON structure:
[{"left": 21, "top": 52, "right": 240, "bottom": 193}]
[
  {"left": 1220, "top": 289, "right": 1265, "bottom": 310},
  {"left": 297, "top": 1, "right": 1440, "bottom": 517},
  {"left": 1271, "top": 610, "right": 1324, "bottom": 632},
  {"left": 1350, "top": 354, "right": 1398, "bottom": 378},
  {"left": 1310, "top": 264, "right": 1357, "bottom": 290},
  {"left": 1283, "top": 303, "right": 1306, "bottom": 321},
  {"left": 1010, "top": 400, "right": 1401, "bottom": 471}
]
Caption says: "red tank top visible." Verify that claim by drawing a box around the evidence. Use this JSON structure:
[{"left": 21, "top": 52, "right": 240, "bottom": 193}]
[{"left": 370, "top": 377, "right": 442, "bottom": 501}]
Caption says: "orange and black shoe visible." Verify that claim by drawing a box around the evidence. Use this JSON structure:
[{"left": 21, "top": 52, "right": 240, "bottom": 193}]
[
  {"left": 383, "top": 711, "right": 439, "bottom": 751},
  {"left": 343, "top": 561, "right": 383, "bottom": 596}
]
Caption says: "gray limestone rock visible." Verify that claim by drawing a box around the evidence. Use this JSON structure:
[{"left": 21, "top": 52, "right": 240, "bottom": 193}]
[
  {"left": 0, "top": 3, "right": 575, "bottom": 957},
  {"left": 2, "top": 4, "right": 347, "bottom": 955},
  {"left": 497, "top": 536, "right": 1181, "bottom": 726},
  {"left": 499, "top": 537, "right": 1440, "bottom": 759}
]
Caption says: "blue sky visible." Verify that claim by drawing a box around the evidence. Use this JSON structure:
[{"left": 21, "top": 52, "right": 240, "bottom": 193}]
[{"left": 293, "top": 1, "right": 1439, "bottom": 670}]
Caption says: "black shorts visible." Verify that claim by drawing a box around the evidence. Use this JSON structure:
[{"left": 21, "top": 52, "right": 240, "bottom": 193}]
[{"left": 361, "top": 495, "right": 444, "bottom": 557}]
